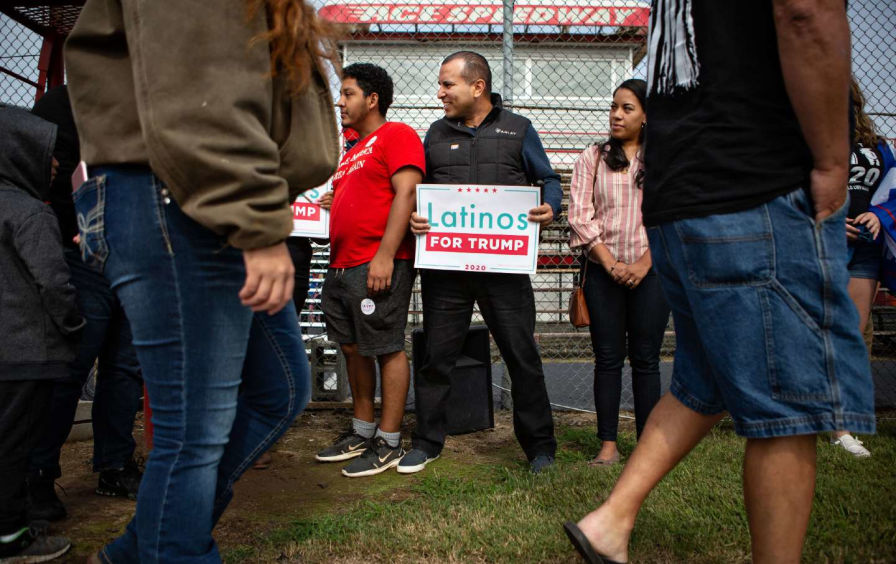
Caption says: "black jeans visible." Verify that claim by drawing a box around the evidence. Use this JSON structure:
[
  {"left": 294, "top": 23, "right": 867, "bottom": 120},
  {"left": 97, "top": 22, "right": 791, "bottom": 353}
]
[
  {"left": 29, "top": 248, "right": 142, "bottom": 479},
  {"left": 584, "top": 261, "right": 669, "bottom": 441},
  {"left": 412, "top": 270, "right": 556, "bottom": 460},
  {"left": 0, "top": 380, "right": 51, "bottom": 535},
  {"left": 286, "top": 237, "right": 312, "bottom": 314}
]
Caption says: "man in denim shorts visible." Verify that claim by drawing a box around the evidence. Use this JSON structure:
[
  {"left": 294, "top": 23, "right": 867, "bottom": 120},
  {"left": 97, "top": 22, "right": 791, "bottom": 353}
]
[
  {"left": 564, "top": 2, "right": 875, "bottom": 563},
  {"left": 316, "top": 64, "right": 425, "bottom": 477}
]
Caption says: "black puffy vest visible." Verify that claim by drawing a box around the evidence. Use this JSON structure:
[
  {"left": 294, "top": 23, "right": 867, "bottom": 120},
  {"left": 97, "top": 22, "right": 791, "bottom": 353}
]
[{"left": 425, "top": 101, "right": 531, "bottom": 186}]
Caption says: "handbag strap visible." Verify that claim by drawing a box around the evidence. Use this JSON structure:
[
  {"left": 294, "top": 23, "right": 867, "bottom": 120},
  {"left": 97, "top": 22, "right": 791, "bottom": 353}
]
[
  {"left": 578, "top": 148, "right": 600, "bottom": 291},
  {"left": 579, "top": 254, "right": 588, "bottom": 289}
]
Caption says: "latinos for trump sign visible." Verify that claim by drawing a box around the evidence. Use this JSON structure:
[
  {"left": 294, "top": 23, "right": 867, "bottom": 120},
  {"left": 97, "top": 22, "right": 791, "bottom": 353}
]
[
  {"left": 415, "top": 184, "right": 540, "bottom": 274},
  {"left": 290, "top": 184, "right": 329, "bottom": 238}
]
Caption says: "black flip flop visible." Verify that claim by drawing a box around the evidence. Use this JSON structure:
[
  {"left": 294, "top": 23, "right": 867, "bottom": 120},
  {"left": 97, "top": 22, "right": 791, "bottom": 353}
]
[{"left": 562, "top": 521, "right": 626, "bottom": 564}]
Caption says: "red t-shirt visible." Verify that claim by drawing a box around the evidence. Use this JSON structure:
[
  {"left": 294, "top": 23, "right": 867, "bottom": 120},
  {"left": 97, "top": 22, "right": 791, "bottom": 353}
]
[{"left": 329, "top": 122, "right": 425, "bottom": 268}]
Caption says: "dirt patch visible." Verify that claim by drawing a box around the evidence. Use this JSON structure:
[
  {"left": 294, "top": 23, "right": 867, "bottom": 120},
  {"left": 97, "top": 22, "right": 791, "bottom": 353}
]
[{"left": 49, "top": 409, "right": 597, "bottom": 562}]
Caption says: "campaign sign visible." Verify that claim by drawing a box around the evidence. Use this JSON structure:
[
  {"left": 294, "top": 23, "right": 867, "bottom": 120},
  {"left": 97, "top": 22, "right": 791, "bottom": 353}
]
[
  {"left": 415, "top": 184, "right": 540, "bottom": 274},
  {"left": 290, "top": 183, "right": 329, "bottom": 238}
]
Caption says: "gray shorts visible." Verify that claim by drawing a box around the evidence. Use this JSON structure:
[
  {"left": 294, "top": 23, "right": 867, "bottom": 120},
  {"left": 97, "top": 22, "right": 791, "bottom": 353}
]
[{"left": 321, "top": 259, "right": 415, "bottom": 357}]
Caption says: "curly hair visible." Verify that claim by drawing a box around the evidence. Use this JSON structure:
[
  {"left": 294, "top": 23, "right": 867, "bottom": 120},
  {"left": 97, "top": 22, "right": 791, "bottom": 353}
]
[
  {"left": 247, "top": 0, "right": 342, "bottom": 95},
  {"left": 342, "top": 63, "right": 395, "bottom": 117}
]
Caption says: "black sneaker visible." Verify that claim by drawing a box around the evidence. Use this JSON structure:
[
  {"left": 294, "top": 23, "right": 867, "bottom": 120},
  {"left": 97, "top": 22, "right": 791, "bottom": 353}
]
[
  {"left": 96, "top": 459, "right": 142, "bottom": 500},
  {"left": 26, "top": 476, "right": 66, "bottom": 522},
  {"left": 341, "top": 437, "right": 405, "bottom": 478},
  {"left": 315, "top": 430, "right": 371, "bottom": 462},
  {"left": 530, "top": 454, "right": 555, "bottom": 474},
  {"left": 396, "top": 448, "right": 439, "bottom": 474},
  {"left": 0, "top": 526, "right": 70, "bottom": 562}
]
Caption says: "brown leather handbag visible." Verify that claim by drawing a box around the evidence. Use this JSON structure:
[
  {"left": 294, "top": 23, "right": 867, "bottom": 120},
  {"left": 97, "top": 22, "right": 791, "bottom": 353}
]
[{"left": 568, "top": 258, "right": 590, "bottom": 328}]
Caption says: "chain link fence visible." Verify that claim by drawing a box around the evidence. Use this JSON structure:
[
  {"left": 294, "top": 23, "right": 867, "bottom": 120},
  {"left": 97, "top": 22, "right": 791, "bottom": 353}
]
[
  {"left": 0, "top": 15, "right": 41, "bottom": 108},
  {"left": 302, "top": 2, "right": 655, "bottom": 412},
  {"left": 2, "top": 2, "right": 895, "bottom": 413},
  {"left": 848, "top": 3, "right": 896, "bottom": 412},
  {"left": 317, "top": 0, "right": 896, "bottom": 414}
]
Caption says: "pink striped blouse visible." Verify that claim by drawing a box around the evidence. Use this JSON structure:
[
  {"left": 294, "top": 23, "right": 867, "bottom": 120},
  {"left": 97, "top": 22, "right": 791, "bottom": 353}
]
[{"left": 568, "top": 144, "right": 649, "bottom": 265}]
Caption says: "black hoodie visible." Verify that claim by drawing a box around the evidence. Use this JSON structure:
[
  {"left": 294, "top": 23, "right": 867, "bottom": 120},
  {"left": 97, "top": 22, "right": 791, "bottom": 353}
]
[
  {"left": 32, "top": 85, "right": 80, "bottom": 250},
  {"left": 0, "top": 104, "right": 84, "bottom": 381}
]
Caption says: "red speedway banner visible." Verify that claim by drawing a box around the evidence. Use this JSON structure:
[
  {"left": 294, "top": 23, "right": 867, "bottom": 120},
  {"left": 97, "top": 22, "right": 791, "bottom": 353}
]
[
  {"left": 320, "top": 2, "right": 649, "bottom": 27},
  {"left": 414, "top": 184, "right": 541, "bottom": 274}
]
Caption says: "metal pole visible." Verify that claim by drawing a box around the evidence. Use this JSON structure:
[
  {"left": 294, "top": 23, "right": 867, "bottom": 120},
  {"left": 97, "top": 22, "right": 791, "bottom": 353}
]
[
  {"left": 502, "top": 0, "right": 514, "bottom": 109},
  {"left": 500, "top": 0, "right": 515, "bottom": 409}
]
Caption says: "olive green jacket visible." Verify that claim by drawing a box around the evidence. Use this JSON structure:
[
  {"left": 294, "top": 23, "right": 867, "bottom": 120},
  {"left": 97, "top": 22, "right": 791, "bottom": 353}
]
[{"left": 65, "top": 0, "right": 339, "bottom": 249}]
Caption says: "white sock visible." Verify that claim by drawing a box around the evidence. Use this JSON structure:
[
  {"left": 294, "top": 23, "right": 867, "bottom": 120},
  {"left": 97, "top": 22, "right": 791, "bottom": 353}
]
[
  {"left": 352, "top": 417, "right": 376, "bottom": 439},
  {"left": 376, "top": 428, "right": 401, "bottom": 448}
]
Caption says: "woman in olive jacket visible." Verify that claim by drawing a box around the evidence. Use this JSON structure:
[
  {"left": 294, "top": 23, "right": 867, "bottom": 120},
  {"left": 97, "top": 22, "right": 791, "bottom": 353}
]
[{"left": 65, "top": 1, "right": 339, "bottom": 561}]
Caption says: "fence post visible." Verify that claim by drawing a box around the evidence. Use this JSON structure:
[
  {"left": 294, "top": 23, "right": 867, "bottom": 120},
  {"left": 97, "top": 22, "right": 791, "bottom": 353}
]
[
  {"left": 502, "top": 0, "right": 514, "bottom": 110},
  {"left": 500, "top": 0, "right": 516, "bottom": 410}
]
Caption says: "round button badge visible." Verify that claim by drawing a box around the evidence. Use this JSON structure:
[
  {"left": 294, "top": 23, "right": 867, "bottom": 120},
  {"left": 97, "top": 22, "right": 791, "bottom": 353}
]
[{"left": 360, "top": 298, "right": 376, "bottom": 316}]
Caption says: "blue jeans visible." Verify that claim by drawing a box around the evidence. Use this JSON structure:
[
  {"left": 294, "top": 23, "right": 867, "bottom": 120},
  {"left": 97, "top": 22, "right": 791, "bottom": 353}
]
[
  {"left": 73, "top": 166, "right": 310, "bottom": 563},
  {"left": 29, "top": 248, "right": 142, "bottom": 479},
  {"left": 648, "top": 188, "right": 875, "bottom": 438}
]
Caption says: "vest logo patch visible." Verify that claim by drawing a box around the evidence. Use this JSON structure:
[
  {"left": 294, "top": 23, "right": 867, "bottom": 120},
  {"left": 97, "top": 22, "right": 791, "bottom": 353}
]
[
  {"left": 494, "top": 128, "right": 518, "bottom": 136},
  {"left": 450, "top": 144, "right": 459, "bottom": 150}
]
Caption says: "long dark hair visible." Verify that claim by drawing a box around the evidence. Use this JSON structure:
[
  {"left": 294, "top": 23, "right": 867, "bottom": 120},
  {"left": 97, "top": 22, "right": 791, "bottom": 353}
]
[
  {"left": 851, "top": 77, "right": 881, "bottom": 147},
  {"left": 601, "top": 79, "right": 647, "bottom": 173}
]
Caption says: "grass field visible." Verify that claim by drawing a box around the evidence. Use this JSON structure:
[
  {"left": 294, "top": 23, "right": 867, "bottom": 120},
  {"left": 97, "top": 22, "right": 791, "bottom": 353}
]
[{"left": 219, "top": 415, "right": 896, "bottom": 563}]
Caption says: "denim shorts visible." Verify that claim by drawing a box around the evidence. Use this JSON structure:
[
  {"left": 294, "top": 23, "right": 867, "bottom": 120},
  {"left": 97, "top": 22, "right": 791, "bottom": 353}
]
[
  {"left": 647, "top": 188, "right": 876, "bottom": 438},
  {"left": 321, "top": 260, "right": 415, "bottom": 357},
  {"left": 847, "top": 240, "right": 882, "bottom": 280}
]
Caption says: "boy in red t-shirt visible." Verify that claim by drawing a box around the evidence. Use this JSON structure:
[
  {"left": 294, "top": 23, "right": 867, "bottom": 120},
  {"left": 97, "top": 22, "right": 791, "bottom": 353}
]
[{"left": 316, "top": 64, "right": 425, "bottom": 477}]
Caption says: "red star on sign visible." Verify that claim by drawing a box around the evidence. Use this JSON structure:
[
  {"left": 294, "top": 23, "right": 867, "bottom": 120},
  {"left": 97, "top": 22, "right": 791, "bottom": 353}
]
[
  {"left": 466, "top": 188, "right": 471, "bottom": 192},
  {"left": 475, "top": 188, "right": 480, "bottom": 193},
  {"left": 457, "top": 188, "right": 463, "bottom": 192},
  {"left": 492, "top": 188, "right": 498, "bottom": 193}
]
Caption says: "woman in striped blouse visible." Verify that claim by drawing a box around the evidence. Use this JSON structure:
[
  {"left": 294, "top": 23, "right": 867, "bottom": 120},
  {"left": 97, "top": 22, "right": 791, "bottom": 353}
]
[{"left": 568, "top": 79, "right": 670, "bottom": 466}]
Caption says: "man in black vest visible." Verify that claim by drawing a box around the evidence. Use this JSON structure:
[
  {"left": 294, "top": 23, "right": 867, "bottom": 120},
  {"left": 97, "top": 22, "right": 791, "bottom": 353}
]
[{"left": 403, "top": 51, "right": 560, "bottom": 475}]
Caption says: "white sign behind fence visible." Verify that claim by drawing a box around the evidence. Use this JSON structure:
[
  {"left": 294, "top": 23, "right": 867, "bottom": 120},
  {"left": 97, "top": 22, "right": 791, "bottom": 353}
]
[
  {"left": 414, "top": 184, "right": 540, "bottom": 274},
  {"left": 290, "top": 184, "right": 329, "bottom": 238}
]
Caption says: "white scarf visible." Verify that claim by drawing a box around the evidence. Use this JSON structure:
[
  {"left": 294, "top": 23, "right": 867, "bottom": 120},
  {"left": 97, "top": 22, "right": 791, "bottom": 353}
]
[{"left": 647, "top": 0, "right": 701, "bottom": 96}]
